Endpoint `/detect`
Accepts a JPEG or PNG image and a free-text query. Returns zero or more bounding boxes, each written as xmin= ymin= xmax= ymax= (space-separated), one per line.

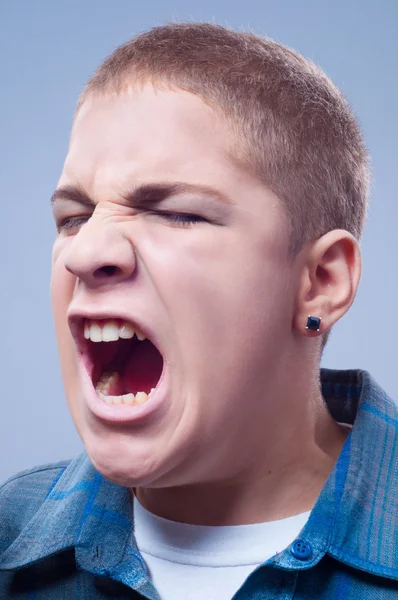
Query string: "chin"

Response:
xmin=83 ymin=432 xmax=173 ymax=488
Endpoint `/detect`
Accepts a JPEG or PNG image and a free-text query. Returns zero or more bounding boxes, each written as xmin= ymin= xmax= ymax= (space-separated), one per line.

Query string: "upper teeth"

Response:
xmin=84 ymin=319 xmax=147 ymax=343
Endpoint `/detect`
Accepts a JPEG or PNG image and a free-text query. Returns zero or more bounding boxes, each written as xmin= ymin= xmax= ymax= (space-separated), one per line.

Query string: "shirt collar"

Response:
xmin=0 ymin=452 xmax=128 ymax=565
xmin=273 ymin=369 xmax=398 ymax=579
xmin=1 ymin=369 xmax=398 ymax=582
xmin=0 ymin=452 xmax=157 ymax=597
xmin=326 ymin=368 xmax=398 ymax=578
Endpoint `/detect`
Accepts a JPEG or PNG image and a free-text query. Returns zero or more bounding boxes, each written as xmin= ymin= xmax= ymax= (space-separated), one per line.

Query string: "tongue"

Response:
xmin=121 ymin=340 xmax=163 ymax=395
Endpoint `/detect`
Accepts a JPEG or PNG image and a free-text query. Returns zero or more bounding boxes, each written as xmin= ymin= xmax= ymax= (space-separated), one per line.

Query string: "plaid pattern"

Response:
xmin=1 ymin=369 xmax=398 ymax=599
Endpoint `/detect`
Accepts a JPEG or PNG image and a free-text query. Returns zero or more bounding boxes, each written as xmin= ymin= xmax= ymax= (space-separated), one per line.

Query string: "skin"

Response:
xmin=51 ymin=85 xmax=361 ymax=525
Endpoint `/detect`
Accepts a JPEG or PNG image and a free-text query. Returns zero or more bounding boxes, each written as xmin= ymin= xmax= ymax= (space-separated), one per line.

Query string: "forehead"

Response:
xmin=58 ymin=86 xmax=289 ymax=244
xmin=61 ymin=87 xmax=236 ymax=195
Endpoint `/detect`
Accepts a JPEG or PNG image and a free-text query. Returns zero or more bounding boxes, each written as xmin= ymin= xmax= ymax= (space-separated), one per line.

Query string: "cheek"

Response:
xmin=50 ymin=254 xmax=75 ymax=334
xmin=149 ymin=232 xmax=290 ymax=381
xmin=153 ymin=231 xmax=285 ymax=316
xmin=50 ymin=253 xmax=79 ymax=412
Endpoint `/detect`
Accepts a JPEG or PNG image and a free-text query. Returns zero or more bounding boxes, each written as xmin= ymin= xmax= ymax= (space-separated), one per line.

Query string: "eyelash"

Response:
xmin=57 ymin=216 xmax=89 ymax=233
xmin=57 ymin=211 xmax=206 ymax=233
xmin=157 ymin=211 xmax=206 ymax=227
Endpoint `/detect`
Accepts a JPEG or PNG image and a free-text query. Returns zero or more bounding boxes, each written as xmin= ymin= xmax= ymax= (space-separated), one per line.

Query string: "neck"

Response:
xmin=136 ymin=367 xmax=350 ymax=526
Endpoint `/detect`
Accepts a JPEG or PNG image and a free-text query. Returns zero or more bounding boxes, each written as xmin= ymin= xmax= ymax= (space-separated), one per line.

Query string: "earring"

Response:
xmin=306 ymin=315 xmax=322 ymax=332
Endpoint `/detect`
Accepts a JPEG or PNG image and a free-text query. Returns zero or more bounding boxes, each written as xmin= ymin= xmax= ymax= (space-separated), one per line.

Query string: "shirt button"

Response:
xmin=291 ymin=539 xmax=312 ymax=560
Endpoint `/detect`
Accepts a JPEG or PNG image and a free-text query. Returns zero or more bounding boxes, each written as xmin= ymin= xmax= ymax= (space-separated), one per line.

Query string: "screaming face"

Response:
xmin=51 ymin=86 xmax=294 ymax=489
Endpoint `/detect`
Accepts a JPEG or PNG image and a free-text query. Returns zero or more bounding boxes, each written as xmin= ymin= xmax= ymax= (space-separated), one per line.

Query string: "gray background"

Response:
xmin=1 ymin=0 xmax=397 ymax=484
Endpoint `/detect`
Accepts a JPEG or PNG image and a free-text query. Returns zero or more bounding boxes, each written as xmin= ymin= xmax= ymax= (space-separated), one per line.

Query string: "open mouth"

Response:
xmin=80 ymin=319 xmax=164 ymax=406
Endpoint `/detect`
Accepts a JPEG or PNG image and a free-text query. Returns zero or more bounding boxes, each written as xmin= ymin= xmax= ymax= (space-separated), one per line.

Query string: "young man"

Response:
xmin=1 ymin=22 xmax=396 ymax=599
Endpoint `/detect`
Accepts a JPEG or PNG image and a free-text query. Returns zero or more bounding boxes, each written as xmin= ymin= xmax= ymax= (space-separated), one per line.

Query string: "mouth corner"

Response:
xmin=67 ymin=313 xmax=86 ymax=346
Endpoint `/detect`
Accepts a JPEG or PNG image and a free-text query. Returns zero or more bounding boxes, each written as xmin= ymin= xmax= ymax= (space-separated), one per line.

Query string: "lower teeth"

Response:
xmin=95 ymin=372 xmax=155 ymax=405
xmin=98 ymin=391 xmax=153 ymax=405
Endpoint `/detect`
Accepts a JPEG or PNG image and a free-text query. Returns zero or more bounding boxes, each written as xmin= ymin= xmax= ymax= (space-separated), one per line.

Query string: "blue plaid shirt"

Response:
xmin=1 ymin=368 xmax=398 ymax=599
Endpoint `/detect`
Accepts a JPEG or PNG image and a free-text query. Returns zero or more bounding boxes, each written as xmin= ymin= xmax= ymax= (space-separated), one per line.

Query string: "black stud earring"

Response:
xmin=306 ymin=315 xmax=322 ymax=332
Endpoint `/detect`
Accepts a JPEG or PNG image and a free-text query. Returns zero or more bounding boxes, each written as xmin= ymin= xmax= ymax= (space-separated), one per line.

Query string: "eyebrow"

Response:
xmin=50 ymin=182 xmax=235 ymax=208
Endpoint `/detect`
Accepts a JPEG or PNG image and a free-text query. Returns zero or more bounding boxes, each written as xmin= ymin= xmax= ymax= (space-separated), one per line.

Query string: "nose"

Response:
xmin=64 ymin=218 xmax=136 ymax=288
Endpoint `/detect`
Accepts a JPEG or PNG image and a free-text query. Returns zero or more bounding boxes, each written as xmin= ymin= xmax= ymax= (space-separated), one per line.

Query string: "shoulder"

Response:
xmin=0 ymin=460 xmax=72 ymax=552
xmin=0 ymin=459 xmax=72 ymax=499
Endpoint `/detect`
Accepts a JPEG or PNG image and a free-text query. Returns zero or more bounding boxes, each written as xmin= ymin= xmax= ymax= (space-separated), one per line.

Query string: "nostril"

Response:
xmin=94 ymin=265 xmax=120 ymax=278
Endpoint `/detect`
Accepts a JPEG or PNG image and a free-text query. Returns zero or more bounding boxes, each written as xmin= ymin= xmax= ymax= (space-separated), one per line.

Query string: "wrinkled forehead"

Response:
xmin=58 ymin=86 xmax=289 ymax=248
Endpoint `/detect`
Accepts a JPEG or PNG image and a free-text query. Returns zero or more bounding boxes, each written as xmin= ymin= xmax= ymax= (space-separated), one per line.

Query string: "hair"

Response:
xmin=78 ymin=22 xmax=370 ymax=350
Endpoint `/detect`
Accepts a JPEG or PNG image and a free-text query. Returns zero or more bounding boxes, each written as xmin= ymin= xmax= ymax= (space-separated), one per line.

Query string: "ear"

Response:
xmin=292 ymin=230 xmax=361 ymax=337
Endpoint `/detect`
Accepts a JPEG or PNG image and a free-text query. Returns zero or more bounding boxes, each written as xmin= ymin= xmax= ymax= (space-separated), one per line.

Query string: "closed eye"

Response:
xmin=154 ymin=211 xmax=207 ymax=227
xmin=57 ymin=216 xmax=90 ymax=234
xmin=56 ymin=211 xmax=207 ymax=234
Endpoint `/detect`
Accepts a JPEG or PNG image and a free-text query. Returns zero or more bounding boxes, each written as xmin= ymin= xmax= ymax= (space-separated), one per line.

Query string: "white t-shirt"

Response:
xmin=133 ymin=496 xmax=311 ymax=600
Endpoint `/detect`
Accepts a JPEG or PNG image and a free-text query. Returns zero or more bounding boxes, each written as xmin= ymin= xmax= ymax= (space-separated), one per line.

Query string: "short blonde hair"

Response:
xmin=79 ymin=22 xmax=371 ymax=349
